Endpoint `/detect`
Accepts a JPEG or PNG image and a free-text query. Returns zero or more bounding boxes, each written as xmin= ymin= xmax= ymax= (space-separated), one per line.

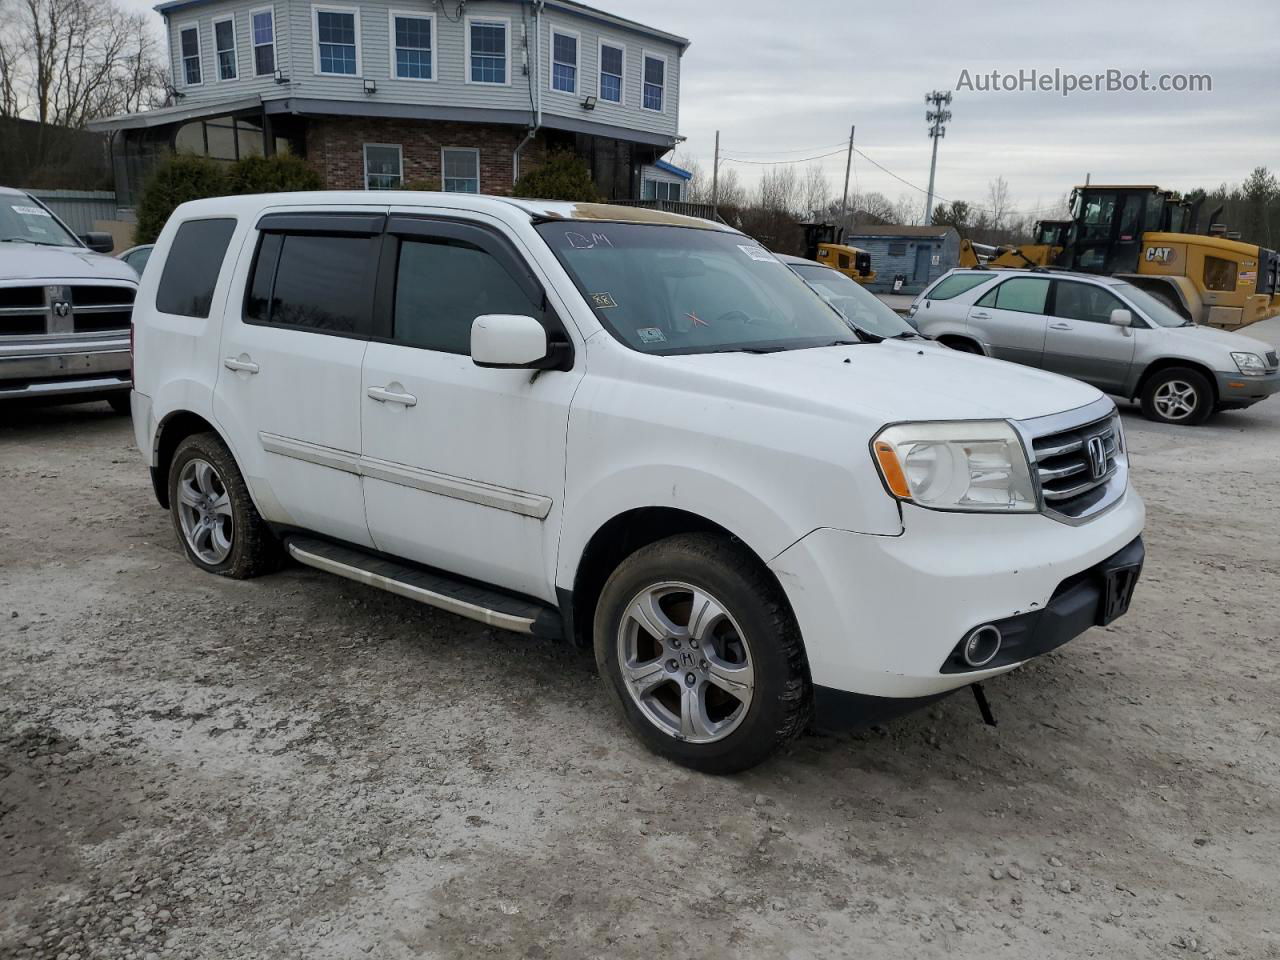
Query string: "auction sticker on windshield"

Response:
xmin=738 ymin=244 xmax=778 ymax=263
xmin=12 ymin=205 xmax=52 ymax=217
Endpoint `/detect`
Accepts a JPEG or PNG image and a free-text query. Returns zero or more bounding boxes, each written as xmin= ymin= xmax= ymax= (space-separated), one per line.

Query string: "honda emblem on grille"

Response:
xmin=53 ymin=300 xmax=71 ymax=317
xmin=1086 ymin=435 xmax=1107 ymax=481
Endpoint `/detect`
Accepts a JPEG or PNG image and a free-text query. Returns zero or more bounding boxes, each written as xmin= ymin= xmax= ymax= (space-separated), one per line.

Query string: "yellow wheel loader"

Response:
xmin=800 ymin=223 xmax=877 ymax=285
xmin=959 ymin=186 xmax=1280 ymax=329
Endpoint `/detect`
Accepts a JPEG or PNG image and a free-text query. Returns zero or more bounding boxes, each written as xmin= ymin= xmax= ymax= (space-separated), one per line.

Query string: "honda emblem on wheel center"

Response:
xmin=680 ymin=651 xmax=695 ymax=667
xmin=1086 ymin=435 xmax=1107 ymax=481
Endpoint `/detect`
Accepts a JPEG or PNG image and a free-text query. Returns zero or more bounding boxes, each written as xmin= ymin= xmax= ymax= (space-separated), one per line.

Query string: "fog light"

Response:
xmin=961 ymin=624 xmax=1002 ymax=668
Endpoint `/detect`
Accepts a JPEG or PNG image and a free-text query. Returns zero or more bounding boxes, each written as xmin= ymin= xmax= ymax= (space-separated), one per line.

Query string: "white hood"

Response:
xmin=0 ymin=244 xmax=138 ymax=284
xmin=666 ymin=339 xmax=1104 ymax=425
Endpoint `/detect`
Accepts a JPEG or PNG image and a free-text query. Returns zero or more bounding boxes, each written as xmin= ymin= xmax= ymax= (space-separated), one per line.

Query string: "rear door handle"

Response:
xmin=970 ymin=311 xmax=990 ymax=319
xmin=367 ymin=385 xmax=417 ymax=407
xmin=1049 ymin=322 xmax=1072 ymax=330
xmin=223 ymin=355 xmax=260 ymax=374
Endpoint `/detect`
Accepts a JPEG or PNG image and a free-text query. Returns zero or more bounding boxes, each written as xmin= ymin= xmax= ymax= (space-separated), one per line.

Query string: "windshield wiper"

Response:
xmin=889 ymin=331 xmax=921 ymax=340
xmin=0 ymin=237 xmax=62 ymax=247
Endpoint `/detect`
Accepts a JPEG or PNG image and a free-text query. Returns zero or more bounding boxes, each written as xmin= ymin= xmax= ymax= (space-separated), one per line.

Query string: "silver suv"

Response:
xmin=909 ymin=268 xmax=1280 ymax=424
xmin=1 ymin=187 xmax=136 ymax=410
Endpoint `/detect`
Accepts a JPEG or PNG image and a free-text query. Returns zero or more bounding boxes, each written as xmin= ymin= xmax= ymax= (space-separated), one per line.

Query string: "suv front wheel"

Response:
xmin=1140 ymin=366 xmax=1213 ymax=425
xmin=593 ymin=533 xmax=811 ymax=773
xmin=168 ymin=432 xmax=281 ymax=578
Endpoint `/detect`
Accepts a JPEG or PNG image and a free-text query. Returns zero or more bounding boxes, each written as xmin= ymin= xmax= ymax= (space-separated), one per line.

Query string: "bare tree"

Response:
xmin=3 ymin=0 xmax=165 ymax=129
xmin=985 ymin=176 xmax=1012 ymax=231
xmin=799 ymin=164 xmax=831 ymax=219
xmin=756 ymin=165 xmax=800 ymax=214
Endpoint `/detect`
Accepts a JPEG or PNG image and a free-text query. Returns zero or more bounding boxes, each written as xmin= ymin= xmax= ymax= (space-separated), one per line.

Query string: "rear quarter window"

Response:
xmin=926 ymin=273 xmax=993 ymax=301
xmin=155 ymin=218 xmax=238 ymax=318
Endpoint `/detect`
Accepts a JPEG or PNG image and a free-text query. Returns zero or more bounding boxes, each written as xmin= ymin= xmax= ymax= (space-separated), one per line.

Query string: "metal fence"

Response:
xmin=24 ymin=189 xmax=119 ymax=234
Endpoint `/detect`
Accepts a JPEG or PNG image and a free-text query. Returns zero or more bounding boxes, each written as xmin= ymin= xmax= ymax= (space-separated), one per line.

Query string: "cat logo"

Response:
xmin=1145 ymin=246 xmax=1175 ymax=264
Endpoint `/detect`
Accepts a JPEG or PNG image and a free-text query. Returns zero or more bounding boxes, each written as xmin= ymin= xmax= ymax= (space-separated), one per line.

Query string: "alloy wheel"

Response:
xmin=176 ymin=458 xmax=234 ymax=564
xmin=616 ymin=581 xmax=755 ymax=744
xmin=1153 ymin=379 xmax=1198 ymax=421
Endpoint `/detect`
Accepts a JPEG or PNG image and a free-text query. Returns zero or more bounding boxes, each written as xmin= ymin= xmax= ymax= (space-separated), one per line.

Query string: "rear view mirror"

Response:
xmin=472 ymin=314 xmax=571 ymax=370
xmin=1109 ymin=308 xmax=1133 ymax=328
xmin=80 ymin=231 xmax=114 ymax=254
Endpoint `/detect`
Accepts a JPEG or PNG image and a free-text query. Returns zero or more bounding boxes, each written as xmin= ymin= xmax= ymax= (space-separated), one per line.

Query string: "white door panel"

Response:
xmin=361 ymin=345 xmax=579 ymax=601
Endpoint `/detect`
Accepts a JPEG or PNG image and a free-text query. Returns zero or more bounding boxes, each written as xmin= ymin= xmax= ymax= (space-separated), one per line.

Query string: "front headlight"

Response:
xmin=1231 ymin=352 xmax=1265 ymax=375
xmin=872 ymin=420 xmax=1037 ymax=513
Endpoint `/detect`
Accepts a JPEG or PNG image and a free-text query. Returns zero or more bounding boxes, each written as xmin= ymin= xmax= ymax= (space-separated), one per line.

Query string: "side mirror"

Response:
xmin=472 ymin=314 xmax=570 ymax=370
xmin=80 ymin=232 xmax=115 ymax=254
xmin=1109 ymin=308 xmax=1133 ymax=328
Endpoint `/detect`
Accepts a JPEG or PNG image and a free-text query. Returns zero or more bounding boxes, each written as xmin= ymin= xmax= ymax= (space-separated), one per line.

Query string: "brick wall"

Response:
xmin=304 ymin=117 xmax=548 ymax=193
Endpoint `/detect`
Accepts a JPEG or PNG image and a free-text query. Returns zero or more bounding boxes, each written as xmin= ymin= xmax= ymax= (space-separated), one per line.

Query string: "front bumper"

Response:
xmin=768 ymin=487 xmax=1146 ymax=713
xmin=1213 ymin=369 xmax=1280 ymax=408
xmin=0 ymin=340 xmax=130 ymax=399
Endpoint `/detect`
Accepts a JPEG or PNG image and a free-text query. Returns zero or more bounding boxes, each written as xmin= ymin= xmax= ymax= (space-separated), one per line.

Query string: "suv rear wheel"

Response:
xmin=1140 ymin=367 xmax=1213 ymax=425
xmin=168 ymin=432 xmax=281 ymax=578
xmin=593 ymin=533 xmax=811 ymax=773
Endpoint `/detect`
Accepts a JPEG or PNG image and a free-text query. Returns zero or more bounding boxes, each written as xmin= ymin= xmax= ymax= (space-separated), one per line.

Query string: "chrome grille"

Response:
xmin=1029 ymin=412 xmax=1122 ymax=522
xmin=0 ymin=283 xmax=135 ymax=337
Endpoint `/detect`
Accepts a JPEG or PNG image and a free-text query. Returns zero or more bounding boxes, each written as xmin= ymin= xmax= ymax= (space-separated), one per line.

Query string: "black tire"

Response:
xmin=941 ymin=337 xmax=983 ymax=355
xmin=1139 ymin=366 xmax=1214 ymax=425
xmin=107 ymin=393 xmax=131 ymax=415
xmin=168 ymin=432 xmax=282 ymax=578
xmin=593 ymin=533 xmax=811 ymax=774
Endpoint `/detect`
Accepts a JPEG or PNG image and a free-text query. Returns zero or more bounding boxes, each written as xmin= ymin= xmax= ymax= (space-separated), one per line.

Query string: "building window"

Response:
xmin=642 ymin=52 xmax=665 ymax=111
xmin=213 ymin=16 xmax=237 ymax=81
xmin=364 ymin=144 xmax=402 ymax=190
xmin=598 ymin=41 xmax=623 ymax=103
xmin=467 ymin=18 xmax=507 ymax=85
xmin=888 ymin=241 xmax=907 ymax=257
xmin=314 ymin=7 xmax=360 ymax=76
xmin=442 ymin=148 xmax=480 ymax=193
xmin=551 ymin=27 xmax=578 ymax=94
xmin=251 ymin=8 xmax=275 ymax=76
xmin=179 ymin=25 xmax=202 ymax=86
xmin=390 ymin=11 xmax=433 ymax=80
xmin=642 ymin=180 xmax=682 ymax=202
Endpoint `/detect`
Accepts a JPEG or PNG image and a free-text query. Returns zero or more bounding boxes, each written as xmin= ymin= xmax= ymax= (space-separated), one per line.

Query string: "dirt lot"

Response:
xmin=3 ymin=324 xmax=1279 ymax=959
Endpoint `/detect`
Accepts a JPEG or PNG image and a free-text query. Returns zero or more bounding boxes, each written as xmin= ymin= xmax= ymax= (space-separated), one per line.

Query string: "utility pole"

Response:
xmin=840 ymin=124 xmax=854 ymax=222
xmin=923 ymin=90 xmax=952 ymax=226
xmin=711 ymin=130 xmax=720 ymax=217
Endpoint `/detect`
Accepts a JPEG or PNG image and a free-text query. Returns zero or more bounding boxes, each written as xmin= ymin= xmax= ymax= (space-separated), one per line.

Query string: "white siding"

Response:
xmin=168 ymin=0 xmax=291 ymax=102
xmin=161 ymin=0 xmax=682 ymax=140
xmin=537 ymin=12 xmax=679 ymax=138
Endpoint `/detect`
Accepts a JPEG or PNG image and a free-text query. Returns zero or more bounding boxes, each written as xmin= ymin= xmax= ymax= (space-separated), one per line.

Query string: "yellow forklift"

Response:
xmin=960 ymin=185 xmax=1279 ymax=329
xmin=800 ymin=223 xmax=877 ymax=285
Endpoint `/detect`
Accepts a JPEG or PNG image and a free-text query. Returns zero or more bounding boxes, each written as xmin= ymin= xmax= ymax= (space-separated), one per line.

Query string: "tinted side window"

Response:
xmin=393 ymin=238 xmax=541 ymax=354
xmin=249 ymin=233 xmax=375 ymax=334
xmin=929 ymin=273 xmax=992 ymax=300
xmin=1053 ymin=281 xmax=1124 ymax=324
xmin=156 ymin=218 xmax=237 ymax=318
xmin=986 ymin=277 xmax=1049 ymax=313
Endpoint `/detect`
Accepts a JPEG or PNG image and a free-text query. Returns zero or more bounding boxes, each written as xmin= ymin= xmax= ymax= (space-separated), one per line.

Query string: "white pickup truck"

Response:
xmin=0 ymin=186 xmax=136 ymax=409
xmin=129 ymin=193 xmax=1147 ymax=772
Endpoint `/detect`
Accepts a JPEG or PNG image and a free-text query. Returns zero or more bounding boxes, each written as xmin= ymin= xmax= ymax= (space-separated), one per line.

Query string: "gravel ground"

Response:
xmin=3 ymin=322 xmax=1279 ymax=959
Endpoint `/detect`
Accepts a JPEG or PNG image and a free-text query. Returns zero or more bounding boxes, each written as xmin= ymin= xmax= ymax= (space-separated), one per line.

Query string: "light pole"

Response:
xmin=923 ymin=90 xmax=952 ymax=226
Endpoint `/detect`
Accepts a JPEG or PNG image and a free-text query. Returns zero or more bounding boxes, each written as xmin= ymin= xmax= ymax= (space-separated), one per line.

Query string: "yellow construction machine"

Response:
xmin=801 ymin=222 xmax=877 ymax=285
xmin=957 ymin=185 xmax=1280 ymax=329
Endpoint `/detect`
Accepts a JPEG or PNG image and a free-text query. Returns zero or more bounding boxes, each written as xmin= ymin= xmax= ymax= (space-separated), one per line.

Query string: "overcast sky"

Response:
xmin=123 ymin=0 xmax=1277 ymax=217
xmin=620 ymin=0 xmax=1279 ymax=218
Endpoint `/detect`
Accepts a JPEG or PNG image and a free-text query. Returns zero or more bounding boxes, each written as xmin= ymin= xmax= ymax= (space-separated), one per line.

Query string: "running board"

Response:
xmin=284 ymin=536 xmax=562 ymax=639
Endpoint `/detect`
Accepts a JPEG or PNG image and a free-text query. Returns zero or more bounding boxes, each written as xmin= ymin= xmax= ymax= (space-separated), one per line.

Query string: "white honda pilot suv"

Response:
xmin=131 ymin=193 xmax=1146 ymax=772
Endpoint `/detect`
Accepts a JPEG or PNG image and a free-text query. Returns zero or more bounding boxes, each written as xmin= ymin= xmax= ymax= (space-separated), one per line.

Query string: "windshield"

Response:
xmin=536 ymin=221 xmax=862 ymax=354
xmin=0 ymin=196 xmax=80 ymax=247
xmin=788 ymin=262 xmax=918 ymax=338
xmin=1111 ymin=281 xmax=1190 ymax=327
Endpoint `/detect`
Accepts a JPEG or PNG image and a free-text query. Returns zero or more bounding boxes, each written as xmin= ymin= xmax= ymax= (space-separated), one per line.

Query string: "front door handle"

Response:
xmin=1049 ymin=322 xmax=1072 ymax=330
xmin=367 ymin=385 xmax=418 ymax=407
xmin=224 ymin=355 xmax=260 ymax=374
xmin=970 ymin=311 xmax=990 ymax=319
